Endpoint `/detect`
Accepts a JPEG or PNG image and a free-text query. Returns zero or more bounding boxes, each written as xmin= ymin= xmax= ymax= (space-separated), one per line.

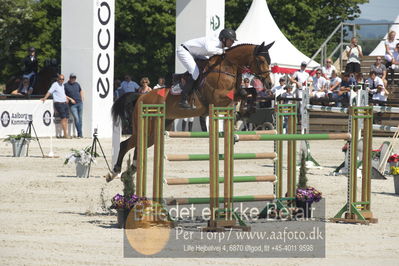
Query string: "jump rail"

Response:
xmin=166 ymin=130 xmax=276 ymax=138
xmin=166 ymin=152 xmax=277 ymax=161
xmin=166 ymin=175 xmax=276 ymax=185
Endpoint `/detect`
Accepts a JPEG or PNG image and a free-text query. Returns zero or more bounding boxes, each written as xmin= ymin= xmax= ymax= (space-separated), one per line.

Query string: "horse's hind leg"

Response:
xmin=105 ymin=135 xmax=135 ymax=182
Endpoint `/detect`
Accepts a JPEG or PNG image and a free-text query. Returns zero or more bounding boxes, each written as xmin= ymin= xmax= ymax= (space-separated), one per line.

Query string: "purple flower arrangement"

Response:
xmin=111 ymin=193 xmax=147 ymax=210
xmin=296 ymin=187 xmax=322 ymax=204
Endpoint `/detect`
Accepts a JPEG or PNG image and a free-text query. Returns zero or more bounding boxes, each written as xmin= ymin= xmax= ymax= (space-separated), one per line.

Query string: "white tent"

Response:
xmin=369 ymin=15 xmax=399 ymax=56
xmin=235 ymin=0 xmax=319 ymax=74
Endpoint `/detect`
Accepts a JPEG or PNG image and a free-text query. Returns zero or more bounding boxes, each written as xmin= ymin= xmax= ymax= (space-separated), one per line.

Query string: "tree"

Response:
xmin=0 ymin=0 xmax=35 ymax=81
xmin=0 ymin=0 xmax=61 ymax=83
xmin=114 ymin=0 xmax=175 ymax=84
xmin=0 ymin=0 xmax=369 ymax=86
xmin=225 ymin=0 xmax=368 ymax=56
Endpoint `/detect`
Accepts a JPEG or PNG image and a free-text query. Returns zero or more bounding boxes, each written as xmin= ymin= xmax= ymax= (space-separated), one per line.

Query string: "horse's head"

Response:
xmin=250 ymin=41 xmax=274 ymax=89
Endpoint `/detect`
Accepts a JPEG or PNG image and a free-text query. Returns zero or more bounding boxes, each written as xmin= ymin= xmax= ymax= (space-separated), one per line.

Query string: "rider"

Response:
xmin=23 ymin=47 xmax=38 ymax=87
xmin=176 ymin=28 xmax=237 ymax=109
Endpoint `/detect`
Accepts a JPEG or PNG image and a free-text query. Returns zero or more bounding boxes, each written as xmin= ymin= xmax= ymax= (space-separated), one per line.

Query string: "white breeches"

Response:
xmin=176 ymin=45 xmax=200 ymax=80
xmin=385 ymin=54 xmax=394 ymax=62
xmin=183 ymin=117 xmax=194 ymax=122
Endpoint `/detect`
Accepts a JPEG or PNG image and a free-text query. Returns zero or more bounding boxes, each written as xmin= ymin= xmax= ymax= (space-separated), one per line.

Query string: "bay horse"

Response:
xmin=106 ymin=42 xmax=275 ymax=181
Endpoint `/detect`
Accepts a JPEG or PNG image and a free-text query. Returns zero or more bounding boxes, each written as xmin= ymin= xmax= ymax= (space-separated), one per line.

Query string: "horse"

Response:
xmin=4 ymin=59 xmax=59 ymax=95
xmin=106 ymin=41 xmax=275 ymax=181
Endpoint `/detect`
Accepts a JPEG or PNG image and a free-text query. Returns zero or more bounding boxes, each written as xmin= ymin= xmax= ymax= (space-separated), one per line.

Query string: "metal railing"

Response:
xmin=308 ymin=22 xmax=399 ymax=72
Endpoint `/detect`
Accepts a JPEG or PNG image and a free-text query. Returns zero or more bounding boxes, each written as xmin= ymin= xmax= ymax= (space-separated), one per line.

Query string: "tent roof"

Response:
xmin=369 ymin=15 xmax=399 ymax=56
xmin=235 ymin=0 xmax=319 ymax=74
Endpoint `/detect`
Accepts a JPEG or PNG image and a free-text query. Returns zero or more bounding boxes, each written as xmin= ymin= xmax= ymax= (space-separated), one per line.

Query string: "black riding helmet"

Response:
xmin=219 ymin=29 xmax=237 ymax=42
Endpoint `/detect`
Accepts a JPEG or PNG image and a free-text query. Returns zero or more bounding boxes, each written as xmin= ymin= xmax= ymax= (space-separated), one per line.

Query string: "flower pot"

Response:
xmin=11 ymin=139 xmax=30 ymax=157
xmin=295 ymin=199 xmax=313 ymax=218
xmin=75 ymin=162 xmax=89 ymax=178
xmin=117 ymin=208 xmax=130 ymax=228
xmin=394 ymin=175 xmax=399 ymax=194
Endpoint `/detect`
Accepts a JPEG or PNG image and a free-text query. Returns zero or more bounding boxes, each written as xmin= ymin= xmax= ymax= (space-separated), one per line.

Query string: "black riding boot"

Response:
xmin=181 ymin=120 xmax=187 ymax=131
xmin=188 ymin=121 xmax=193 ymax=132
xmin=179 ymin=75 xmax=196 ymax=109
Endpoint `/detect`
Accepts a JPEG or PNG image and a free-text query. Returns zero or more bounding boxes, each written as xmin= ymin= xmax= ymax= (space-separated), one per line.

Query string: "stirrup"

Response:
xmin=179 ymin=100 xmax=195 ymax=109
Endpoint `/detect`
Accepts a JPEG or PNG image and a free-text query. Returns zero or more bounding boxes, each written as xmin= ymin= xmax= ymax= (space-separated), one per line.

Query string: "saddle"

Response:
xmin=171 ymin=59 xmax=209 ymax=95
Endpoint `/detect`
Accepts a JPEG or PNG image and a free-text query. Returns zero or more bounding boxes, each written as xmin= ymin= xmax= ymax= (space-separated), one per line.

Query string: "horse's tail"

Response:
xmin=111 ymin=92 xmax=140 ymax=124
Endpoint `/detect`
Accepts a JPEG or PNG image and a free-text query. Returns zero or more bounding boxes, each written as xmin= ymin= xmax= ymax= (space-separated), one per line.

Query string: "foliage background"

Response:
xmin=0 ymin=0 xmax=368 ymax=89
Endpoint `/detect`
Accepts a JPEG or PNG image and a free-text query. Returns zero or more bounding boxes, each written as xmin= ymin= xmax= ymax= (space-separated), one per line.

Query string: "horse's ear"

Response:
xmin=264 ymin=41 xmax=275 ymax=51
xmin=255 ymin=42 xmax=265 ymax=54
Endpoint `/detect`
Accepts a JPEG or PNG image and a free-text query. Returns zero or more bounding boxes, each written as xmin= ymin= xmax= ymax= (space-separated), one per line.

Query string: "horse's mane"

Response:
xmin=208 ymin=43 xmax=257 ymax=61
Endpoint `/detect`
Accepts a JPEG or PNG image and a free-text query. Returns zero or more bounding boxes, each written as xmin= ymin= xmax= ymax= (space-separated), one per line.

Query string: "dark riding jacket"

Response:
xmin=23 ymin=56 xmax=38 ymax=74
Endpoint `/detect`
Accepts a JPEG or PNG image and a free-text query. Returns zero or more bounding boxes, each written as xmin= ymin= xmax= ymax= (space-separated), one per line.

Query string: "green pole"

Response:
xmin=167 ymin=152 xmax=276 ymax=161
xmin=237 ymin=133 xmax=351 ymax=141
xmin=167 ymin=175 xmax=276 ymax=185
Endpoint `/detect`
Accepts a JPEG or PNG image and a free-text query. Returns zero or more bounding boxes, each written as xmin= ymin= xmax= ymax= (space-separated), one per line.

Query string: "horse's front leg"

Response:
xmin=105 ymin=136 xmax=135 ymax=182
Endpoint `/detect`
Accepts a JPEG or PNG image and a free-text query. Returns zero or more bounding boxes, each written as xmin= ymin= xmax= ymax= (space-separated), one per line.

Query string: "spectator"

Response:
xmin=354 ymin=72 xmax=364 ymax=87
xmin=322 ymin=58 xmax=337 ymax=87
xmin=345 ymin=37 xmax=363 ymax=75
xmin=384 ymin=30 xmax=397 ymax=68
xmin=339 ymin=73 xmax=355 ymax=99
xmin=121 ymin=75 xmax=140 ymax=93
xmin=114 ymin=79 xmax=121 ymax=101
xmin=389 ymin=42 xmax=399 ymax=85
xmin=370 ymin=57 xmax=387 ymax=88
xmin=64 ymin=73 xmax=84 ymax=138
xmin=290 ymin=61 xmax=309 ymax=98
xmin=280 ymin=85 xmax=295 ymax=104
xmin=327 ymin=71 xmax=342 ymax=104
xmin=11 ymin=77 xmax=33 ymax=96
xmin=242 ymin=78 xmax=257 ymax=107
xmin=252 ymin=77 xmax=264 ymax=92
xmin=40 ymin=74 xmax=71 ymax=139
xmin=271 ymin=77 xmax=286 ymax=98
xmin=311 ymin=69 xmax=328 ymax=98
xmin=23 ymin=47 xmax=38 ymax=87
xmin=367 ymin=71 xmax=388 ymax=104
xmin=153 ymin=77 xmax=166 ymax=89
xmin=139 ymin=77 xmax=152 ymax=94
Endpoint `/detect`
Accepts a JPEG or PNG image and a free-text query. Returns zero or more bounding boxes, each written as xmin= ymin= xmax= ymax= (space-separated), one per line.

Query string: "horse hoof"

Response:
xmin=105 ymin=172 xmax=119 ymax=183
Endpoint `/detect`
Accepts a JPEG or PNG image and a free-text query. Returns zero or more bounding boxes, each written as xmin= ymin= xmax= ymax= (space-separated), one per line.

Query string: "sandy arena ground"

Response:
xmin=0 ymin=135 xmax=399 ymax=265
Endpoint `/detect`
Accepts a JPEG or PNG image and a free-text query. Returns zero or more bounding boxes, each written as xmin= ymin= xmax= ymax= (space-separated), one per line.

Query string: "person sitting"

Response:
xmin=153 ymin=77 xmax=166 ymax=89
xmin=339 ymin=72 xmax=356 ymax=95
xmin=367 ymin=71 xmax=388 ymax=104
xmin=354 ymin=72 xmax=365 ymax=89
xmin=280 ymin=85 xmax=295 ymax=104
xmin=176 ymin=28 xmax=237 ymax=109
xmin=271 ymin=77 xmax=286 ymax=98
xmin=390 ymin=42 xmax=399 ymax=85
xmin=138 ymin=77 xmax=152 ymax=94
xmin=370 ymin=57 xmax=387 ymax=88
xmin=242 ymin=78 xmax=257 ymax=108
xmin=327 ymin=71 xmax=342 ymax=105
xmin=310 ymin=69 xmax=328 ymax=99
xmin=289 ymin=61 xmax=309 ymax=98
xmin=322 ymin=58 xmax=337 ymax=87
xmin=22 ymin=47 xmax=38 ymax=87
xmin=11 ymin=77 xmax=33 ymax=96
xmin=121 ymin=75 xmax=140 ymax=93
